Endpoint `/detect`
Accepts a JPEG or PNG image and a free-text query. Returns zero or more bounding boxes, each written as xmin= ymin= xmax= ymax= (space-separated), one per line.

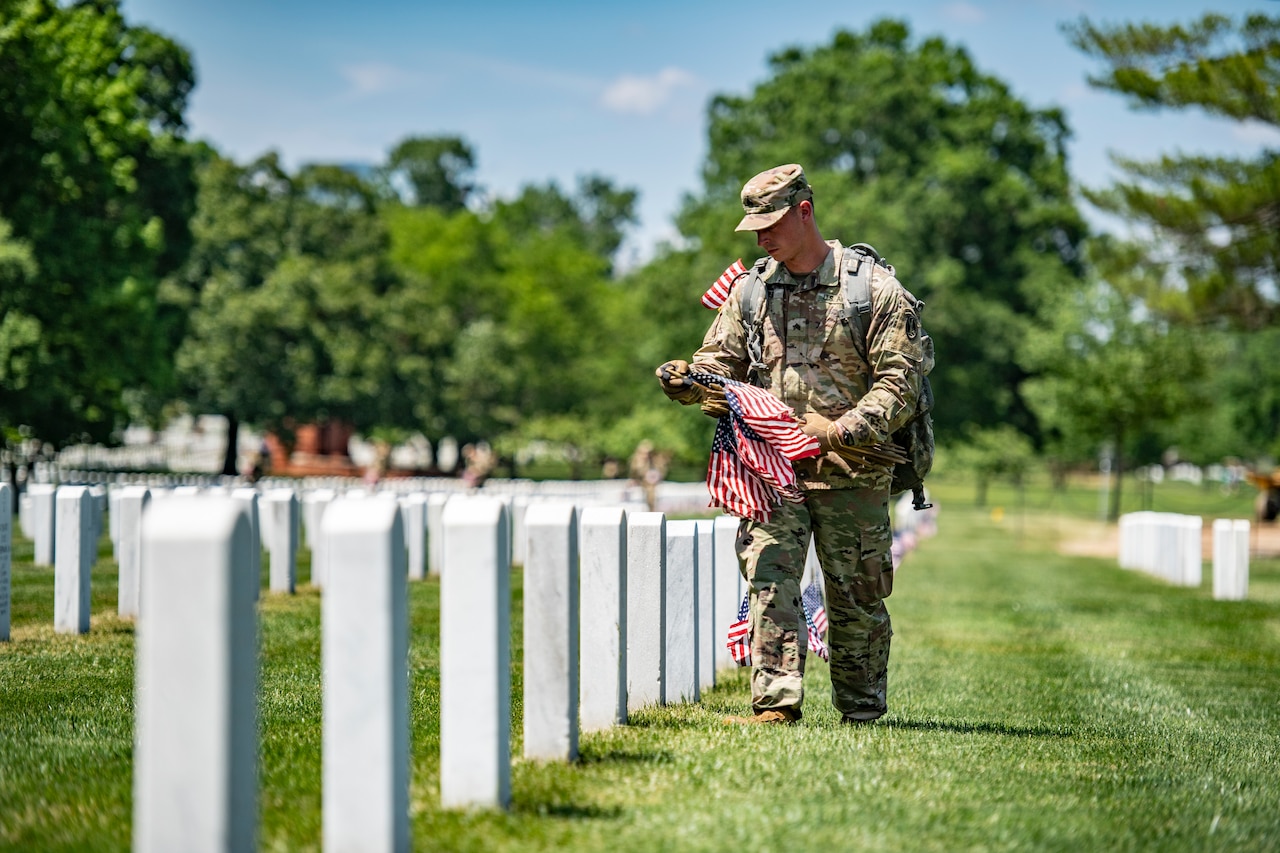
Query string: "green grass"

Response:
xmin=2 ymin=480 xmax=1279 ymax=851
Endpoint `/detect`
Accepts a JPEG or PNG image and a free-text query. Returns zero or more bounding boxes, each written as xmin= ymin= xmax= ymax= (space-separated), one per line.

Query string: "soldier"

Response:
xmin=655 ymin=164 xmax=928 ymax=725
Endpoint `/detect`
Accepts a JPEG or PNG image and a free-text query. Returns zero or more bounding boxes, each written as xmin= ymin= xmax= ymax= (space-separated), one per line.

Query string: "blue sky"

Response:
xmin=121 ymin=0 xmax=1280 ymax=266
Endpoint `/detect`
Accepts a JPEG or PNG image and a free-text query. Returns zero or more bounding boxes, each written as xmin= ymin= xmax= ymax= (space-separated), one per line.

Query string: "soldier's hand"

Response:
xmin=700 ymin=385 xmax=729 ymax=419
xmin=801 ymin=412 xmax=850 ymax=453
xmin=656 ymin=359 xmax=698 ymax=402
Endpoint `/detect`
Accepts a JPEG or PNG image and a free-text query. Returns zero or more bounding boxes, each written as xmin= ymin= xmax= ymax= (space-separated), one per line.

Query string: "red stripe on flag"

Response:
xmin=701 ymin=259 xmax=748 ymax=309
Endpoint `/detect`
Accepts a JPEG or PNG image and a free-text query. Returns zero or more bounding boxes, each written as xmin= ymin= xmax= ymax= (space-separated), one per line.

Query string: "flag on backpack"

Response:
xmin=725 ymin=582 xmax=829 ymax=666
xmin=692 ymin=372 xmax=820 ymax=523
xmin=701 ymin=259 xmax=748 ymax=309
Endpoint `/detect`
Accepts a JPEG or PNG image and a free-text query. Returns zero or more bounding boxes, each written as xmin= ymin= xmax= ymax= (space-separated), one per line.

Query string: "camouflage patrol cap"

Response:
xmin=734 ymin=164 xmax=813 ymax=232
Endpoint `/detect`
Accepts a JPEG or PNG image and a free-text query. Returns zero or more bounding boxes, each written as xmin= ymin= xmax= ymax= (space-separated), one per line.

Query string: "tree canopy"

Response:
xmin=0 ymin=0 xmax=198 ymax=445
xmin=1066 ymin=12 xmax=1280 ymax=331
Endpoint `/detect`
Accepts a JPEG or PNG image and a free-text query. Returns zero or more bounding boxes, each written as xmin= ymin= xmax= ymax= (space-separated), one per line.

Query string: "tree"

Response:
xmin=0 ymin=0 xmax=198 ymax=444
xmin=381 ymin=171 xmax=639 ymax=457
xmin=168 ymin=152 xmax=399 ymax=474
xmin=382 ymin=135 xmax=477 ymax=211
xmin=1066 ymin=12 xmax=1280 ymax=331
xmin=1020 ymin=239 xmax=1211 ymax=520
xmin=633 ymin=19 xmax=1087 ymax=444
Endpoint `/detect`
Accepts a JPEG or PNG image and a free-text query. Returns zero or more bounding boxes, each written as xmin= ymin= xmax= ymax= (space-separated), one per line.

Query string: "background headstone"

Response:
xmin=398 ymin=493 xmax=427 ymax=582
xmin=712 ymin=515 xmax=741 ymax=672
xmin=523 ymin=502 xmax=579 ymax=761
xmin=230 ymin=489 xmax=261 ymax=597
xmin=663 ymin=519 xmax=698 ymax=705
xmin=426 ymin=493 xmax=449 ymax=577
xmin=695 ymin=519 xmax=715 ymax=691
xmin=54 ymin=486 xmax=94 ymax=635
xmin=626 ymin=512 xmax=665 ymax=712
xmin=116 ymin=487 xmax=151 ymax=619
xmin=30 ymin=484 xmax=56 ymax=566
xmin=263 ymin=489 xmax=298 ymax=594
xmin=579 ymin=507 xmax=627 ymax=731
xmin=440 ymin=497 xmax=511 ymax=810
xmin=322 ymin=498 xmax=409 ymax=852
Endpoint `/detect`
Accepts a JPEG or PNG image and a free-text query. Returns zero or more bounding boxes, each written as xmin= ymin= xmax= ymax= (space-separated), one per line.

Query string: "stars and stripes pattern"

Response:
xmin=726 ymin=591 xmax=751 ymax=665
xmin=802 ymin=581 xmax=829 ymax=661
xmin=701 ymin=259 xmax=748 ymax=309
xmin=691 ymin=372 xmax=820 ymax=523
xmin=725 ymin=583 xmax=829 ymax=667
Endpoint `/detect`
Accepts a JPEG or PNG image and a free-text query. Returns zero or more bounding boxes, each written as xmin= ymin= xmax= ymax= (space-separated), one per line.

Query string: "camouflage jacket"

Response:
xmin=690 ymin=240 xmax=927 ymax=490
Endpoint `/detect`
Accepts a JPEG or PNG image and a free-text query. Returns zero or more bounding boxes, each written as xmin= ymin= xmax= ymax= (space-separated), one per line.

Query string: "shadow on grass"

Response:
xmin=576 ymin=746 xmax=674 ymax=766
xmin=883 ymin=717 xmax=1074 ymax=739
xmin=512 ymin=801 xmax=625 ymax=820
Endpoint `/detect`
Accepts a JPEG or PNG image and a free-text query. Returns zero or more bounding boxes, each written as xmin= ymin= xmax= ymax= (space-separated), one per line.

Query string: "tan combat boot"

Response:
xmin=723 ymin=707 xmax=801 ymax=725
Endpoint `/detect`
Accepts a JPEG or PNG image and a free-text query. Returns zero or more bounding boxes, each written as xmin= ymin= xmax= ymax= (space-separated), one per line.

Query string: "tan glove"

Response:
xmin=800 ymin=412 xmax=849 ymax=454
xmin=655 ymin=359 xmax=699 ymax=403
xmin=700 ymin=384 xmax=729 ymax=418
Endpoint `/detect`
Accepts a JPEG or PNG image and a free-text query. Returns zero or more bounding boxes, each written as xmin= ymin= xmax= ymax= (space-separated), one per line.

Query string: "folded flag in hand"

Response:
xmin=691 ymin=372 xmax=820 ymax=523
xmin=701 ymin=259 xmax=748 ymax=309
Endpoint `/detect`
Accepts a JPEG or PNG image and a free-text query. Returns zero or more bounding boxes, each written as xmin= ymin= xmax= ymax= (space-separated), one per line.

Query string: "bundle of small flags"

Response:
xmin=701 ymin=259 xmax=748 ymax=309
xmin=690 ymin=372 xmax=820 ymax=523
xmin=725 ymin=581 xmax=828 ymax=666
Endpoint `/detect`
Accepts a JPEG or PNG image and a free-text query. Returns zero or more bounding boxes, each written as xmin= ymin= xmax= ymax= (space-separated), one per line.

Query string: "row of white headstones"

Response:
xmin=1 ymin=481 xmax=748 ymax=853
xmin=1117 ymin=510 xmax=1250 ymax=599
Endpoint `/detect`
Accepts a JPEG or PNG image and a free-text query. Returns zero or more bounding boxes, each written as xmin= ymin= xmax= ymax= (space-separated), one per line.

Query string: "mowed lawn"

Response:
xmin=2 ymin=480 xmax=1279 ymax=852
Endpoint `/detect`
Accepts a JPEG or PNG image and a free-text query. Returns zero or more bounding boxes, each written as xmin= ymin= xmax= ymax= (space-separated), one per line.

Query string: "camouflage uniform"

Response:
xmin=691 ymin=239 xmax=926 ymax=721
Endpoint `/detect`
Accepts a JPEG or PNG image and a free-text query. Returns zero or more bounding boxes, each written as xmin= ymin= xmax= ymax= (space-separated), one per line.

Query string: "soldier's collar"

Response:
xmin=769 ymin=240 xmax=841 ymax=291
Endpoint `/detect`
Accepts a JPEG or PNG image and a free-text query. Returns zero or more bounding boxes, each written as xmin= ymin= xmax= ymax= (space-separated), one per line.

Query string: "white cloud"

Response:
xmin=600 ymin=67 xmax=697 ymax=116
xmin=339 ymin=62 xmax=418 ymax=97
xmin=1232 ymin=119 xmax=1280 ymax=147
xmin=940 ymin=2 xmax=985 ymax=24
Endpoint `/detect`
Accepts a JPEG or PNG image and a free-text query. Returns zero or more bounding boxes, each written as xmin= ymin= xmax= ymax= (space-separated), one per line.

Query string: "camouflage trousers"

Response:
xmin=736 ymin=486 xmax=894 ymax=721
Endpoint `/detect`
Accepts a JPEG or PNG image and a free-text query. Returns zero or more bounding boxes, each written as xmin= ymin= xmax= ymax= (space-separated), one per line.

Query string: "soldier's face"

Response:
xmin=755 ymin=203 xmax=806 ymax=265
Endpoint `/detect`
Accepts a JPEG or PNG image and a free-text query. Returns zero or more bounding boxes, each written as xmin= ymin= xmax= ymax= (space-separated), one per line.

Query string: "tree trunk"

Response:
xmin=1108 ymin=432 xmax=1125 ymax=522
xmin=222 ymin=415 xmax=240 ymax=477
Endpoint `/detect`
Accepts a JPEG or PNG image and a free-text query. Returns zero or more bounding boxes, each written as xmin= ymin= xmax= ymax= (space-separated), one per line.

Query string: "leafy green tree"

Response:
xmin=1020 ymin=240 xmax=1211 ymax=520
xmin=168 ymin=153 xmax=398 ymax=473
xmin=1066 ymin=12 xmax=1280 ymax=331
xmin=631 ymin=19 xmax=1087 ymax=445
xmin=382 ymin=172 xmax=638 ymax=460
xmin=950 ymin=425 xmax=1037 ymax=507
xmin=0 ymin=0 xmax=197 ymax=444
xmin=382 ymin=135 xmax=477 ymax=211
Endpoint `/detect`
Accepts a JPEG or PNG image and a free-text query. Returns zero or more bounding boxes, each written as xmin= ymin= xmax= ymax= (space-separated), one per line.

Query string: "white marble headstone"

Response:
xmin=579 ymin=506 xmax=627 ymax=731
xmin=440 ymin=497 xmax=511 ymax=810
xmin=625 ymin=512 xmax=665 ymax=712
xmin=134 ymin=498 xmax=257 ymax=853
xmin=322 ymin=497 xmax=409 ymax=851
xmin=523 ymin=502 xmax=579 ymax=761
xmin=54 ymin=486 xmax=94 ymax=635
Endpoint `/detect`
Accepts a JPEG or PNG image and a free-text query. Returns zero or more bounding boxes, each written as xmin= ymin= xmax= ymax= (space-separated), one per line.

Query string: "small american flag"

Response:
xmin=726 ymin=591 xmax=751 ymax=665
xmin=802 ymin=581 xmax=829 ymax=661
xmin=691 ymin=372 xmax=820 ymax=523
xmin=701 ymin=259 xmax=748 ymax=309
xmin=725 ymin=585 xmax=829 ymax=667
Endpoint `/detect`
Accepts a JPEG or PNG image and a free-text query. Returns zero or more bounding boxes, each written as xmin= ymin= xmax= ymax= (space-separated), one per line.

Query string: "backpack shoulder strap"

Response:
xmin=839 ymin=244 xmax=877 ymax=343
xmin=738 ymin=256 xmax=774 ymax=384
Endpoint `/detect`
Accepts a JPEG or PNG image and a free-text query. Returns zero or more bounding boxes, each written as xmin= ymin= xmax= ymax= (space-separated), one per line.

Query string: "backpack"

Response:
xmin=738 ymin=243 xmax=935 ymax=510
